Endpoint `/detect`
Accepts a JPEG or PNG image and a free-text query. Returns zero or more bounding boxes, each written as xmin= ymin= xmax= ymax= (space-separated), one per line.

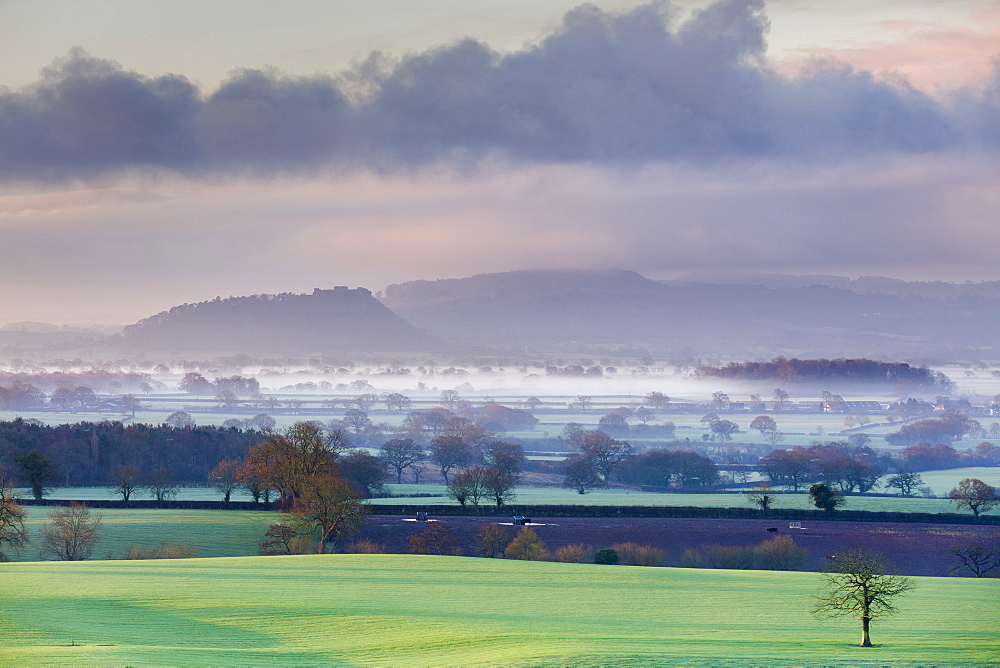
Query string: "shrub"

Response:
xmin=555 ymin=544 xmax=590 ymax=563
xmin=123 ymin=541 xmax=199 ymax=560
xmin=475 ymin=524 xmax=512 ymax=558
xmin=752 ymin=535 xmax=807 ymax=570
xmin=679 ymin=547 xmax=706 ymax=568
xmin=407 ymin=522 xmax=461 ymax=555
xmin=593 ymin=548 xmax=619 ymax=565
xmin=505 ymin=527 xmax=550 ymax=561
xmin=610 ymin=542 xmax=667 ymax=567
xmin=680 ymin=536 xmax=807 ymax=571
xmin=345 ymin=539 xmax=385 ymax=554
xmin=259 ymin=523 xmax=310 ymax=556
xmin=703 ymin=544 xmax=754 ymax=569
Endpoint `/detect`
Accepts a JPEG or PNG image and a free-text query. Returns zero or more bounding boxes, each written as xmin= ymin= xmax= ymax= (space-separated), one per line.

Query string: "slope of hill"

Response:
xmin=119 ymin=287 xmax=441 ymax=354
xmin=381 ymin=269 xmax=1000 ymax=359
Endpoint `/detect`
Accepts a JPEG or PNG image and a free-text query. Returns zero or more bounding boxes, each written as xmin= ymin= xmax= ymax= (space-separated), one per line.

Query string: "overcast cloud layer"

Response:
xmin=1 ymin=0 xmax=999 ymax=325
xmin=2 ymin=0 xmax=998 ymax=183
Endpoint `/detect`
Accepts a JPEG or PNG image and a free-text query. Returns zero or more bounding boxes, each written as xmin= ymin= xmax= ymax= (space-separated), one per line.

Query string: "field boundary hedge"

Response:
xmin=16 ymin=498 xmax=999 ymax=524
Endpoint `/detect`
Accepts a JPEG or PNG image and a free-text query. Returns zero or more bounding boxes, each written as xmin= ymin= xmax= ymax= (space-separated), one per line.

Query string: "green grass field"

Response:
xmin=0 ymin=555 xmax=996 ymax=665
xmin=8 ymin=508 xmax=278 ymax=561
xmin=377 ymin=484 xmax=994 ymax=514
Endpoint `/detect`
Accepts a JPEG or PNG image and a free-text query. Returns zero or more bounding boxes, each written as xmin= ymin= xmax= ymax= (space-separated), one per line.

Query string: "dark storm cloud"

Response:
xmin=0 ymin=0 xmax=996 ymax=182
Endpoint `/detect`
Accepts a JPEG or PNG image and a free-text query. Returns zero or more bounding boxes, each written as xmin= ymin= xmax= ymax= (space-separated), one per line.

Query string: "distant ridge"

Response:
xmin=119 ymin=287 xmax=441 ymax=354
xmin=381 ymin=269 xmax=1000 ymax=359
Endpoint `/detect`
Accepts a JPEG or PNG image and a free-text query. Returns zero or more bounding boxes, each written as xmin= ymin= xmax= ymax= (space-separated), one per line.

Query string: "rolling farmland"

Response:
xmin=1 ymin=555 xmax=996 ymax=666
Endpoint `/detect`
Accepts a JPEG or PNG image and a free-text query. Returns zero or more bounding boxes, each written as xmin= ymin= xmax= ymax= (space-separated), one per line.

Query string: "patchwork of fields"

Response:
xmin=1 ymin=555 xmax=996 ymax=666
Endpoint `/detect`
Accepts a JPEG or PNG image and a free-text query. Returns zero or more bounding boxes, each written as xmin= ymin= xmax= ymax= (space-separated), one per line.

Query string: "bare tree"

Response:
xmin=744 ymin=482 xmax=778 ymax=511
xmin=948 ymin=478 xmax=1000 ymax=516
xmin=815 ymin=549 xmax=915 ymax=647
xmin=108 ymin=464 xmax=141 ymax=503
xmin=145 ymin=466 xmax=179 ymax=503
xmin=40 ymin=503 xmax=102 ymax=561
xmin=0 ymin=466 xmax=28 ymax=561
xmin=209 ymin=459 xmax=242 ymax=502
xmin=379 ymin=438 xmax=425 ymax=484
xmin=949 ymin=544 xmax=1000 ymax=578
xmin=885 ymin=471 xmax=923 ymax=497
xmin=446 ymin=466 xmax=487 ymax=508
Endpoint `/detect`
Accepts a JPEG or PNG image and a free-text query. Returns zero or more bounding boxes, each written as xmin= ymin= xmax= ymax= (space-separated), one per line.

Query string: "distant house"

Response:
xmin=843 ymin=401 xmax=884 ymax=413
xmin=933 ymin=398 xmax=972 ymax=413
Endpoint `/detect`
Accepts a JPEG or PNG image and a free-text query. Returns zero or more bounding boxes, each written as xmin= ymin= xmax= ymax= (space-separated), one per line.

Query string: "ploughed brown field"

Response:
xmin=358 ymin=515 xmax=998 ymax=576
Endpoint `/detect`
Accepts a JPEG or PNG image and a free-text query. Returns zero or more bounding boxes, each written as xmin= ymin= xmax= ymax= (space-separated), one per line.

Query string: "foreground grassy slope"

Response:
xmin=0 ymin=555 xmax=996 ymax=666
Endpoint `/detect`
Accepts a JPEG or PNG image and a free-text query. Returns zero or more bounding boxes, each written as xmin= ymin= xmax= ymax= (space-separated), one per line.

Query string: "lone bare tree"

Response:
xmin=40 ymin=503 xmax=103 ymax=561
xmin=744 ymin=482 xmax=778 ymax=511
xmin=815 ymin=549 xmax=915 ymax=647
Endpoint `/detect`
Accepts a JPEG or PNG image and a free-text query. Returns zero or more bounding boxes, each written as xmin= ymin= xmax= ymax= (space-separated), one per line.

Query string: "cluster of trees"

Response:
xmin=443 ymin=441 xmax=525 ymax=509
xmin=895 ymin=440 xmax=1000 ymax=471
xmin=0 ymin=370 xmax=156 ymax=403
xmin=561 ymin=426 xmax=717 ymax=493
xmin=885 ymin=411 xmax=981 ymax=446
xmin=758 ymin=441 xmax=886 ymax=493
xmin=696 ymin=357 xmax=954 ymax=392
xmin=242 ymin=423 xmax=368 ymax=553
xmin=179 ymin=372 xmax=260 ymax=396
xmin=0 ymin=418 xmax=260 ymax=488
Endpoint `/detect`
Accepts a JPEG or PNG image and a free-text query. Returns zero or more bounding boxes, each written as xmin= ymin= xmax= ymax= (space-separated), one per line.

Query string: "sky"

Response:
xmin=1 ymin=0 xmax=999 ymax=325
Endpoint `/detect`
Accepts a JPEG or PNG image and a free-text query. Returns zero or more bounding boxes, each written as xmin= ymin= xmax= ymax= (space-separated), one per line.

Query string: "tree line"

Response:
xmin=695 ymin=357 xmax=955 ymax=391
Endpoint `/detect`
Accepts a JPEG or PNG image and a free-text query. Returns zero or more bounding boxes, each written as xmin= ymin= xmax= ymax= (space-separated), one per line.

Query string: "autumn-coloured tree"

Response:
xmin=407 ymin=522 xmax=460 ymax=555
xmin=568 ymin=430 xmax=632 ymax=487
xmin=505 ymin=527 xmax=550 ymax=561
xmin=475 ymin=524 xmax=512 ymax=558
xmin=243 ymin=422 xmax=349 ymax=504
xmin=290 ymin=473 xmax=367 ymax=554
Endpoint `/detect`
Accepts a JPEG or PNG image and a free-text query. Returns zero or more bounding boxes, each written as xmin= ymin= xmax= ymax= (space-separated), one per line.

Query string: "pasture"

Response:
xmin=7 ymin=508 xmax=277 ymax=561
xmin=375 ymin=484 xmax=990 ymax=514
xmin=0 ymin=555 xmax=996 ymax=666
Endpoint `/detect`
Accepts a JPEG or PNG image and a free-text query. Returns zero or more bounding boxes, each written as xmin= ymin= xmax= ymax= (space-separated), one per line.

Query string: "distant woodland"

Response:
xmin=695 ymin=358 xmax=955 ymax=391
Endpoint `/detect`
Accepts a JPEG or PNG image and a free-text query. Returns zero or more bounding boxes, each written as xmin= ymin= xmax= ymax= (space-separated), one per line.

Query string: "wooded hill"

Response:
xmin=117 ymin=288 xmax=441 ymax=354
